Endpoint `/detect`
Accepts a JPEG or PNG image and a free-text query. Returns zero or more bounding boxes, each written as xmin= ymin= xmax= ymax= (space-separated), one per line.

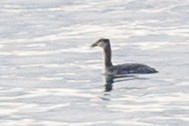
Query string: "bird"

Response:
xmin=91 ymin=38 xmax=158 ymax=76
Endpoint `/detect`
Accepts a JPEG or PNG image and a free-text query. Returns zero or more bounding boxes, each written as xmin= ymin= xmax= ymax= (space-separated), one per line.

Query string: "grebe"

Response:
xmin=91 ymin=38 xmax=158 ymax=75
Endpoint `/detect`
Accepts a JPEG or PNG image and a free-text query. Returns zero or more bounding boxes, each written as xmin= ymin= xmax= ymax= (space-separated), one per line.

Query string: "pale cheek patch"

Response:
xmin=98 ymin=42 xmax=107 ymax=48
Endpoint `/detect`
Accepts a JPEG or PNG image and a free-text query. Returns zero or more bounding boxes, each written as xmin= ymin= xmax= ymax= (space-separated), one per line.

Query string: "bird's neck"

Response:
xmin=103 ymin=44 xmax=113 ymax=71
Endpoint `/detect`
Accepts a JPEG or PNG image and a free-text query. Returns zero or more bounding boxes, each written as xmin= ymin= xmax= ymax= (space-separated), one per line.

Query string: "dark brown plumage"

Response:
xmin=91 ymin=38 xmax=158 ymax=75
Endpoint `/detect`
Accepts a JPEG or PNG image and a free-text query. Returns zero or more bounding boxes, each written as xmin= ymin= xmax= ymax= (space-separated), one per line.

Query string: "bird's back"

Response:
xmin=111 ymin=63 xmax=158 ymax=75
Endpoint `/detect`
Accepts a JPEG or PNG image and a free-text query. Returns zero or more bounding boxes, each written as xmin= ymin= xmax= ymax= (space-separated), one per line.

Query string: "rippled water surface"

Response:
xmin=0 ymin=0 xmax=189 ymax=126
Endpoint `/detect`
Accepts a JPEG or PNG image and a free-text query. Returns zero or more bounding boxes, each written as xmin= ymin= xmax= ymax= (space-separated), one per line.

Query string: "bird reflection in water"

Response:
xmin=104 ymin=74 xmax=137 ymax=92
xmin=104 ymin=75 xmax=114 ymax=92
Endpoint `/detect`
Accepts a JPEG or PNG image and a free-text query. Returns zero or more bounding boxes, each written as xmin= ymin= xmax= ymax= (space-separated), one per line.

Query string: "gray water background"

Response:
xmin=0 ymin=0 xmax=189 ymax=126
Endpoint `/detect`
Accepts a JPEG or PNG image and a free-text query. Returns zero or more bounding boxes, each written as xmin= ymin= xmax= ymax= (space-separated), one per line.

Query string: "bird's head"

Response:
xmin=91 ymin=38 xmax=110 ymax=48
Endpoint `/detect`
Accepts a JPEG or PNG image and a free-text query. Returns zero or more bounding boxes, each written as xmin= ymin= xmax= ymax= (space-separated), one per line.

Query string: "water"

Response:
xmin=0 ymin=0 xmax=189 ymax=126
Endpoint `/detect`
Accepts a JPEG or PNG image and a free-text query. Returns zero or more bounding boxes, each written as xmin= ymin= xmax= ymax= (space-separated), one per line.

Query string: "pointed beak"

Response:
xmin=90 ymin=42 xmax=98 ymax=48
